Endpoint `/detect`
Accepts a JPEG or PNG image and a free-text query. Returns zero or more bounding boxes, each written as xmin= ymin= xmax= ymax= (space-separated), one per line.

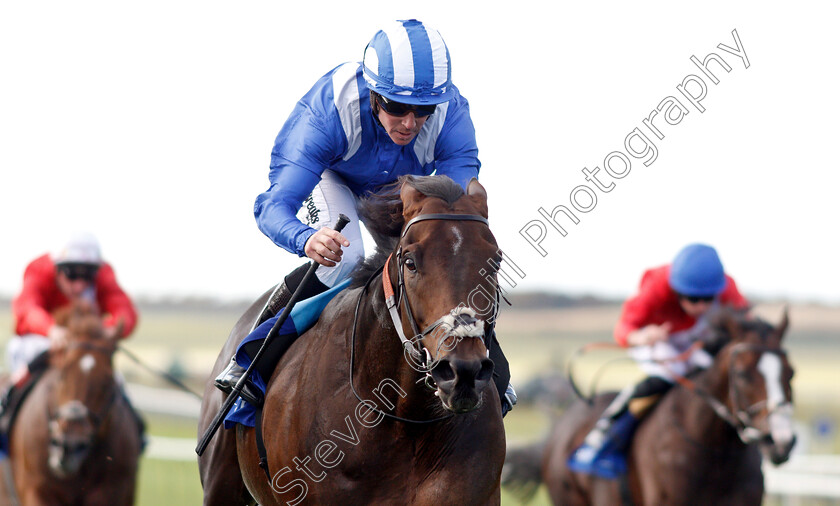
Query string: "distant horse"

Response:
xmin=503 ymin=308 xmax=796 ymax=505
xmin=198 ymin=175 xmax=506 ymax=505
xmin=8 ymin=300 xmax=142 ymax=505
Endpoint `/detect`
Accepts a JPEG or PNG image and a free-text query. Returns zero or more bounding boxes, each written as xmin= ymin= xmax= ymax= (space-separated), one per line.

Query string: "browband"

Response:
xmin=401 ymin=213 xmax=488 ymax=238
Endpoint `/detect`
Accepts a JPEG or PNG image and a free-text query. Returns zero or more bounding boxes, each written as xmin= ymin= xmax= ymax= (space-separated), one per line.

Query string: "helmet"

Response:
xmin=53 ymin=231 xmax=102 ymax=266
xmin=668 ymin=243 xmax=726 ymax=297
xmin=362 ymin=19 xmax=454 ymax=105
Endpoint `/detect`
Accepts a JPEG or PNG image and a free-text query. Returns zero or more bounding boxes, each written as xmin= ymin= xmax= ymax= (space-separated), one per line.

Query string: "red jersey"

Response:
xmin=614 ymin=264 xmax=749 ymax=347
xmin=12 ymin=254 xmax=138 ymax=338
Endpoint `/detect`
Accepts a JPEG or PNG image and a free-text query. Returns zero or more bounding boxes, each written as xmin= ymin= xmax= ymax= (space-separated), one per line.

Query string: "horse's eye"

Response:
xmin=404 ymin=258 xmax=417 ymax=272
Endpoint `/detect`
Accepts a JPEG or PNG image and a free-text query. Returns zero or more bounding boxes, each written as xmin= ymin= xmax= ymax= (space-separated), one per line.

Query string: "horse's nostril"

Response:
xmin=450 ymin=359 xmax=482 ymax=380
xmin=477 ymin=359 xmax=494 ymax=382
xmin=431 ymin=360 xmax=455 ymax=383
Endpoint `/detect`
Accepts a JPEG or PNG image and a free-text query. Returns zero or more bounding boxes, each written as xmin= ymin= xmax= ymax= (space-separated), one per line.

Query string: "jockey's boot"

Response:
xmin=488 ymin=330 xmax=516 ymax=417
xmin=0 ymin=351 xmax=51 ymax=454
xmin=214 ymin=280 xmax=293 ymax=395
xmin=567 ymin=384 xmax=637 ymax=479
xmin=213 ymin=356 xmax=265 ymax=407
xmin=501 ymin=383 xmax=517 ymax=417
xmin=214 ymin=356 xmax=245 ymax=394
xmin=215 ymin=262 xmax=330 ymax=405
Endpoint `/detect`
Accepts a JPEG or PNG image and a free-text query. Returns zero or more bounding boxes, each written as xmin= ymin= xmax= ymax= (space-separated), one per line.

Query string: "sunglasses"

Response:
xmin=375 ymin=94 xmax=436 ymax=118
xmin=679 ymin=294 xmax=715 ymax=304
xmin=58 ymin=263 xmax=99 ymax=282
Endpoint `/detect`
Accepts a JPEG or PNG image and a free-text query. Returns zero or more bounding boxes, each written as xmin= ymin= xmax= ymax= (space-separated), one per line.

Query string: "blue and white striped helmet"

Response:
xmin=362 ymin=19 xmax=454 ymax=105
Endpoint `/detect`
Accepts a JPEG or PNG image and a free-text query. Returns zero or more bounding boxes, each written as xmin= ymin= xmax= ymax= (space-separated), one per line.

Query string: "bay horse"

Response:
xmin=7 ymin=299 xmax=142 ymax=505
xmin=198 ymin=175 xmax=506 ymax=505
xmin=503 ymin=308 xmax=796 ymax=505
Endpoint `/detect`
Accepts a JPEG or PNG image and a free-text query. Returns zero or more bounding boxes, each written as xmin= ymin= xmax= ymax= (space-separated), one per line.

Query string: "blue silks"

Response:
xmin=567 ymin=412 xmax=639 ymax=479
xmin=224 ymin=279 xmax=351 ymax=428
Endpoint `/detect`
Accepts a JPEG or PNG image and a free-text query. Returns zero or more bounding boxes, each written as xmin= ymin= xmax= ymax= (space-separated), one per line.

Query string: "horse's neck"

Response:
xmin=667 ymin=361 xmax=740 ymax=447
xmin=350 ymin=280 xmax=442 ymax=422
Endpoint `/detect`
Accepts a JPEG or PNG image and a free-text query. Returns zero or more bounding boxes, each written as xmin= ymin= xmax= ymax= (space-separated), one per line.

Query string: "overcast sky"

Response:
xmin=2 ymin=1 xmax=838 ymax=305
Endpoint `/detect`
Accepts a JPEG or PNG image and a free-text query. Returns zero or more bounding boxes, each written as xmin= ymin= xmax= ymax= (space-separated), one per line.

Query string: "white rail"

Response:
xmin=764 ymin=455 xmax=840 ymax=498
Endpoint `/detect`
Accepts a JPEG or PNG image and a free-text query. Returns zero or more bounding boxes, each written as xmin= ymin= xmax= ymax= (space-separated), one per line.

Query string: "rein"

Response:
xmin=348 ymin=212 xmax=493 ymax=424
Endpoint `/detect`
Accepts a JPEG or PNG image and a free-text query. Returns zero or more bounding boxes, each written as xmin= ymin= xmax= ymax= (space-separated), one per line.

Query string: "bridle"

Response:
xmin=384 ymin=213 xmax=497 ymax=369
xmin=47 ymin=341 xmax=120 ymax=456
xmin=671 ymin=342 xmax=791 ymax=444
xmin=349 ymin=212 xmax=499 ymax=424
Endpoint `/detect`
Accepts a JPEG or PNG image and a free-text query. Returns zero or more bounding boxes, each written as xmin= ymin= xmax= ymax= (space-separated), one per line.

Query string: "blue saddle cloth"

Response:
xmin=224 ymin=279 xmax=350 ymax=428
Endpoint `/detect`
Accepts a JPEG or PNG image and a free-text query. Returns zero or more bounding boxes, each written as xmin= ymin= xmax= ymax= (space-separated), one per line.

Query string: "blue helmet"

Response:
xmin=362 ymin=19 xmax=454 ymax=105
xmin=668 ymin=243 xmax=727 ymax=297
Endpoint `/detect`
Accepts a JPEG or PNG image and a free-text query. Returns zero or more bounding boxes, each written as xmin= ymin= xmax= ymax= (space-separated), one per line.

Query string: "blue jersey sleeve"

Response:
xmin=432 ymin=94 xmax=481 ymax=189
xmin=254 ymin=72 xmax=348 ymax=256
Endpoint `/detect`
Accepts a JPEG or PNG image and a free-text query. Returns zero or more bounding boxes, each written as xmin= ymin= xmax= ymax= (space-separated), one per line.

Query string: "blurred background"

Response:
xmin=1 ymin=0 xmax=838 ymax=504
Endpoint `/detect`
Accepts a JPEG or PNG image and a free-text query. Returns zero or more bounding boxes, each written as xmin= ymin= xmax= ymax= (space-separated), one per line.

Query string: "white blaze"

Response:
xmin=79 ymin=354 xmax=96 ymax=373
xmin=451 ymin=226 xmax=463 ymax=255
xmin=757 ymin=353 xmax=784 ymax=410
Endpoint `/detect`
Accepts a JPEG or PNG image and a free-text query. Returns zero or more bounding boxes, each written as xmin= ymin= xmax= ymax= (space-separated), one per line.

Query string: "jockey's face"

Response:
xmin=56 ymin=265 xmax=97 ymax=300
xmin=679 ymin=296 xmax=715 ymax=318
xmin=377 ymin=107 xmax=428 ymax=146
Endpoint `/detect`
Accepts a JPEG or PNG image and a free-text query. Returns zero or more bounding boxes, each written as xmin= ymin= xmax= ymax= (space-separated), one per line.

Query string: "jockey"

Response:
xmin=568 ymin=243 xmax=750 ymax=478
xmin=1 ymin=232 xmax=140 ymax=446
xmin=214 ymin=19 xmax=516 ymax=415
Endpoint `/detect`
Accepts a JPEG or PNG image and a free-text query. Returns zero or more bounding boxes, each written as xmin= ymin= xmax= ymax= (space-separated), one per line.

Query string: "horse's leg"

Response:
xmin=198 ymin=290 xmax=270 ymax=506
xmin=198 ymin=373 xmax=256 ymax=506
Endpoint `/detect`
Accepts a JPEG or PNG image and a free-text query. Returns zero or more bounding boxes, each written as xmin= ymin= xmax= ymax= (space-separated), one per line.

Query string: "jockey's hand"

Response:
xmin=304 ymin=227 xmax=350 ymax=267
xmin=48 ymin=324 xmax=68 ymax=351
xmin=627 ymin=322 xmax=672 ymax=347
xmin=103 ymin=325 xmax=121 ymax=340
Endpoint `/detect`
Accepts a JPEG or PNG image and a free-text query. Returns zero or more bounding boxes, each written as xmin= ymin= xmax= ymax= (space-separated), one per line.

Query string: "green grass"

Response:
xmin=137 ymin=458 xmax=203 ymax=505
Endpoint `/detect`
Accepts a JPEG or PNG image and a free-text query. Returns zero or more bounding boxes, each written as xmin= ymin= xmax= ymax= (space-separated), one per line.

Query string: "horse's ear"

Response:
xmin=400 ymin=182 xmax=426 ymax=219
xmin=773 ymin=306 xmax=790 ymax=345
xmin=723 ymin=310 xmax=742 ymax=341
xmin=466 ymin=178 xmax=489 ymax=217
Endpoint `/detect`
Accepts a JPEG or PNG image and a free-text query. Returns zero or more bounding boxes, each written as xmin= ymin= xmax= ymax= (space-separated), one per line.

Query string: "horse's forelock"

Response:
xmin=358 ymin=175 xmax=467 ymax=241
xmin=351 ymin=176 xmax=469 ymax=288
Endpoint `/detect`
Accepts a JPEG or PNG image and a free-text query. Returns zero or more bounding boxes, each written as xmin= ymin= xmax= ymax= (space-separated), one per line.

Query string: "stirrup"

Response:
xmin=214 ymin=357 xmax=264 ymax=407
xmin=214 ymin=356 xmax=245 ymax=394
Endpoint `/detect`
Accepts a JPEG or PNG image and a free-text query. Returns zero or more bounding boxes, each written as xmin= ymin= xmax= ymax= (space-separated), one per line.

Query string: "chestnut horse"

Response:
xmin=503 ymin=308 xmax=796 ymax=505
xmin=198 ymin=175 xmax=506 ymax=505
xmin=7 ymin=300 xmax=142 ymax=505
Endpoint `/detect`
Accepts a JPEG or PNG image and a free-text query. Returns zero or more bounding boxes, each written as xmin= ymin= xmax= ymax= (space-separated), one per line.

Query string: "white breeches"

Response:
xmin=628 ymin=341 xmax=713 ymax=382
xmin=297 ymin=170 xmax=366 ymax=288
xmin=6 ymin=335 xmax=50 ymax=373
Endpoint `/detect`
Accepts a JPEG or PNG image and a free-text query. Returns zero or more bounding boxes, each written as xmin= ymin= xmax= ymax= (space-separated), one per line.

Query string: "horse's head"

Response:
xmin=711 ymin=308 xmax=796 ymax=465
xmin=48 ymin=299 xmax=119 ymax=477
xmin=370 ymin=176 xmax=500 ymax=414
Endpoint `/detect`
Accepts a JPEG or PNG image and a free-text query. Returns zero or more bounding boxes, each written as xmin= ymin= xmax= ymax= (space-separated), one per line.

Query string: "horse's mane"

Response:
xmin=350 ymin=175 xmax=465 ymax=288
xmin=702 ymin=306 xmax=778 ymax=356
